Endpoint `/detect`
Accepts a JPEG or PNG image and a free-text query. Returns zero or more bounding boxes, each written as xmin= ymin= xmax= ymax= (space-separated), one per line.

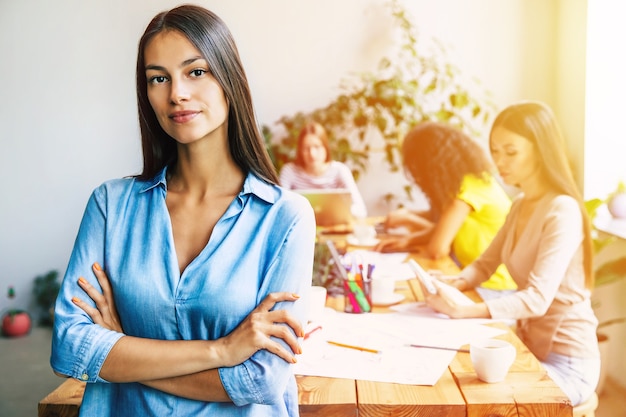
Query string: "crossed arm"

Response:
xmin=65 ymin=263 xmax=304 ymax=402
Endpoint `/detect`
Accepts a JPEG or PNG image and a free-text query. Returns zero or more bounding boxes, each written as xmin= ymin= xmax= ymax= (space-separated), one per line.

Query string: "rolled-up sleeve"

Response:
xmin=51 ymin=187 xmax=125 ymax=383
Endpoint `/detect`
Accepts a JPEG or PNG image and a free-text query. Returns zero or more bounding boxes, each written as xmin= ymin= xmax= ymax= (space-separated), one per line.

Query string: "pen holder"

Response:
xmin=343 ymin=276 xmax=371 ymax=313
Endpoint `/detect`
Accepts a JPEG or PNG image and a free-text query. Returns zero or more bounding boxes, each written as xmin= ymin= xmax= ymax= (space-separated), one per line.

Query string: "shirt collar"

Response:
xmin=240 ymin=172 xmax=277 ymax=204
xmin=138 ymin=167 xmax=277 ymax=204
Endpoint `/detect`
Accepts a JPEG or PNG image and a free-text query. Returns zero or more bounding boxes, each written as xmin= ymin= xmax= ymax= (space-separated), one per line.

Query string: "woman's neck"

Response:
xmin=518 ymin=170 xmax=552 ymax=202
xmin=168 ymin=142 xmax=244 ymax=199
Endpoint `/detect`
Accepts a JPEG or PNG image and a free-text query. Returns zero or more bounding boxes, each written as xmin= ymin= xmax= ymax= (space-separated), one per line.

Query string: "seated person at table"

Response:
xmin=423 ymin=101 xmax=600 ymax=406
xmin=279 ymin=121 xmax=367 ymax=218
xmin=375 ymin=122 xmax=516 ymax=297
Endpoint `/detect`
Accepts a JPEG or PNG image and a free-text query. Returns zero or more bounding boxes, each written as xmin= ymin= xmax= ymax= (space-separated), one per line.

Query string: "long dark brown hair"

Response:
xmin=490 ymin=101 xmax=594 ymax=289
xmin=402 ymin=121 xmax=495 ymax=217
xmin=135 ymin=5 xmax=278 ymax=184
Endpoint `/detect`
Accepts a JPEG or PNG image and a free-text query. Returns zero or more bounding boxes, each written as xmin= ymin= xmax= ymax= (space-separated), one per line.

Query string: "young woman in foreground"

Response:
xmin=424 ymin=102 xmax=600 ymax=406
xmin=51 ymin=5 xmax=315 ymax=416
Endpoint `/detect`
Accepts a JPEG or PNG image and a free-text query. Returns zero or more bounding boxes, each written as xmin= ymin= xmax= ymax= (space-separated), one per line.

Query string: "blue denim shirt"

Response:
xmin=51 ymin=168 xmax=316 ymax=416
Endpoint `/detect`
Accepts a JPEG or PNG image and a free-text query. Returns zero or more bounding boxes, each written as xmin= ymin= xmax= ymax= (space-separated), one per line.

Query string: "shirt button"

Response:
xmin=81 ymin=373 xmax=89 ymax=381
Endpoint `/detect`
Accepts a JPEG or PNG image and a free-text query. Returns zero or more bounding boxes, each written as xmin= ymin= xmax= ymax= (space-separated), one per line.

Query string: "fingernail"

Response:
xmin=93 ymin=262 xmax=102 ymax=271
xmin=292 ymin=293 xmax=300 ymax=299
xmin=78 ymin=277 xmax=87 ymax=285
xmin=292 ymin=357 xmax=298 ymax=364
xmin=72 ymin=297 xmax=81 ymax=304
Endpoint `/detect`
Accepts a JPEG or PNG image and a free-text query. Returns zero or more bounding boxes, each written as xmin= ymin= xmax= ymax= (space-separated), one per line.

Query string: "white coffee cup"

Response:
xmin=352 ymin=221 xmax=377 ymax=243
xmin=371 ymin=277 xmax=396 ymax=304
xmin=308 ymin=286 xmax=327 ymax=323
xmin=470 ymin=339 xmax=516 ymax=383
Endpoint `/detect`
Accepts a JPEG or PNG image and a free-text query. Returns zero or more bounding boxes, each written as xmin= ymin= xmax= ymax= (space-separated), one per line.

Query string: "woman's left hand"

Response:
xmin=72 ymin=263 xmax=124 ymax=333
xmin=420 ymin=280 xmax=461 ymax=317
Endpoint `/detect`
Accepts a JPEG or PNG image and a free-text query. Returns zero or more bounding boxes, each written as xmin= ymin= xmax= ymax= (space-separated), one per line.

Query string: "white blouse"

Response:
xmin=279 ymin=160 xmax=367 ymax=218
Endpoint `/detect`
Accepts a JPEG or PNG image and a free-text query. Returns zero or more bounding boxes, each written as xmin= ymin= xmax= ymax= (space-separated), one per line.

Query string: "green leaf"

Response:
xmin=450 ymin=92 xmax=469 ymax=108
xmin=595 ymin=256 xmax=626 ymax=287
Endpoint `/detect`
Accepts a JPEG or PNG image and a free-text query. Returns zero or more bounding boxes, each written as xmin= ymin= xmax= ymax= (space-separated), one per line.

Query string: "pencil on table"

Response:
xmin=327 ymin=340 xmax=381 ymax=354
xmin=408 ymin=344 xmax=470 ymax=353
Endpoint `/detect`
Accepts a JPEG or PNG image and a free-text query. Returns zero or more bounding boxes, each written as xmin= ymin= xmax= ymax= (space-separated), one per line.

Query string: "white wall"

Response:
xmin=0 ymin=0 xmax=565 ymax=310
xmin=584 ymin=0 xmax=626 ymax=200
xmin=584 ymin=0 xmax=626 ymax=389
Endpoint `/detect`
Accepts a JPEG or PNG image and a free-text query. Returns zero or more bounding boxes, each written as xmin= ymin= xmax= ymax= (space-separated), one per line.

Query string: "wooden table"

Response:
xmin=39 ymin=246 xmax=573 ymax=417
xmin=295 ymin=248 xmax=572 ymax=417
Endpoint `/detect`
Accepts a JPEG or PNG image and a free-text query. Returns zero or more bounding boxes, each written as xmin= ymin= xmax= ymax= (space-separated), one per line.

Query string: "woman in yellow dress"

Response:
xmin=375 ymin=121 xmax=516 ymax=296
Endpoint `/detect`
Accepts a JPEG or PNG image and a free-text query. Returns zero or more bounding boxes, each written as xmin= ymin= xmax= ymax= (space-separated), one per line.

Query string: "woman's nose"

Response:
xmin=169 ymin=79 xmax=190 ymax=104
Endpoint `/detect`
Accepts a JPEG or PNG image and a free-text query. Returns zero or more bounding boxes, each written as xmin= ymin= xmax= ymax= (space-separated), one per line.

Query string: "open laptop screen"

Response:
xmin=294 ymin=188 xmax=353 ymax=227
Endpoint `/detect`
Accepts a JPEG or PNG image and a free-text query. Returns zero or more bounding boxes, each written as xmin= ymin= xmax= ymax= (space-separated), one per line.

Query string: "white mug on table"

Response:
xmin=470 ymin=339 xmax=516 ymax=383
xmin=352 ymin=219 xmax=377 ymax=244
xmin=371 ymin=277 xmax=396 ymax=304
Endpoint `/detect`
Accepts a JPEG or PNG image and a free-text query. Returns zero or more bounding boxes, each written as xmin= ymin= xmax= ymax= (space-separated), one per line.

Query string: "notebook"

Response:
xmin=295 ymin=188 xmax=354 ymax=227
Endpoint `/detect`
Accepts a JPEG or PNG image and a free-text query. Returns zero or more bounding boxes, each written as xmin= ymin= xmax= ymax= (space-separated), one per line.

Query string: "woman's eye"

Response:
xmin=190 ymin=69 xmax=207 ymax=77
xmin=148 ymin=75 xmax=168 ymax=84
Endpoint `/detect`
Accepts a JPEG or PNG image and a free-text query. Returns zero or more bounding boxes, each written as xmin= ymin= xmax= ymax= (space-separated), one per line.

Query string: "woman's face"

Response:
xmin=490 ymin=126 xmax=541 ymax=187
xmin=144 ymin=30 xmax=228 ymax=145
xmin=300 ymin=134 xmax=328 ymax=169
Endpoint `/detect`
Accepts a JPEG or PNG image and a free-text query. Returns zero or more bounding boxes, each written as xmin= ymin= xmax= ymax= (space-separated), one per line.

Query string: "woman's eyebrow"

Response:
xmin=145 ymin=56 xmax=205 ymax=71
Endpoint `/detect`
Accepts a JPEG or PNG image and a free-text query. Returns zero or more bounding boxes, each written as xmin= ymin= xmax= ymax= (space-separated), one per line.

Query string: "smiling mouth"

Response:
xmin=169 ymin=111 xmax=198 ymax=124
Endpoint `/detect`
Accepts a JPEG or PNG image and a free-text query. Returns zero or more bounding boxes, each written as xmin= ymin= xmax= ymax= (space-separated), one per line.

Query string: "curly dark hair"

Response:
xmin=402 ymin=121 xmax=494 ymax=215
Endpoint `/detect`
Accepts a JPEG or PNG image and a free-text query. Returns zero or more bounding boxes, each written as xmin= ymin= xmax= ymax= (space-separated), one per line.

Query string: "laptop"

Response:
xmin=295 ymin=188 xmax=354 ymax=227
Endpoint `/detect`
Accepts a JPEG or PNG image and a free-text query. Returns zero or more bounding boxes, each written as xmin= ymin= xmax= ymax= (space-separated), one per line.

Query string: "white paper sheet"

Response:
xmin=294 ymin=309 xmax=506 ymax=385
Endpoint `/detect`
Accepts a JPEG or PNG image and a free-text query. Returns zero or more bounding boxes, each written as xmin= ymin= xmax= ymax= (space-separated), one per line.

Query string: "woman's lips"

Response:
xmin=169 ymin=110 xmax=198 ymax=123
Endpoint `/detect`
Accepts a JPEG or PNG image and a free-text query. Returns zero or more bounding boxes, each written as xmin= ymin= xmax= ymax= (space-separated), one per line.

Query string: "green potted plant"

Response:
xmin=263 ymin=0 xmax=495 ymax=209
xmin=1 ymin=286 xmax=32 ymax=337
xmin=32 ymin=269 xmax=61 ymax=327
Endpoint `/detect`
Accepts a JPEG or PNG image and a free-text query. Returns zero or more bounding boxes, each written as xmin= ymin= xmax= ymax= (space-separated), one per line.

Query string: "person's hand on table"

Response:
xmin=421 ymin=280 xmax=459 ymax=317
xmin=384 ymin=208 xmax=412 ymax=229
xmin=374 ymin=236 xmax=412 ymax=252
xmin=72 ymin=263 xmax=305 ymax=365
xmin=427 ymin=270 xmax=468 ymax=290
xmin=419 ymin=279 xmax=489 ymax=319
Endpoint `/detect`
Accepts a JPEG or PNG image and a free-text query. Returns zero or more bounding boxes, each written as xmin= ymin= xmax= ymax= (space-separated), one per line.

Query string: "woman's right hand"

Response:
xmin=384 ymin=208 xmax=411 ymax=229
xmin=218 ymin=292 xmax=304 ymax=366
xmin=374 ymin=236 xmax=411 ymax=253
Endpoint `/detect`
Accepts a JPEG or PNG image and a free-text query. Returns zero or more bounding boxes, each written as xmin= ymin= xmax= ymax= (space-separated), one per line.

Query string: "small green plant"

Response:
xmin=2 ymin=286 xmax=22 ymax=317
xmin=32 ymin=270 xmax=60 ymax=327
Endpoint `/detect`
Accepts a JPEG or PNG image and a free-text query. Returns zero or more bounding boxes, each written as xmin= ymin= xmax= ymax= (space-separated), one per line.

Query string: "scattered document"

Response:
xmin=294 ymin=310 xmax=505 ymax=385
